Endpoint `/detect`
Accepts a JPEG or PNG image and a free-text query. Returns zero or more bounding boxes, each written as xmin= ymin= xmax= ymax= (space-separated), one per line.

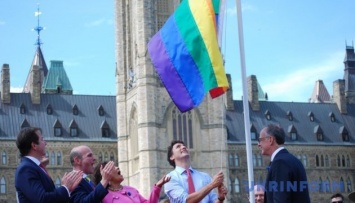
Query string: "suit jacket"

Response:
xmin=264 ymin=149 xmax=311 ymax=203
xmin=69 ymin=178 xmax=108 ymax=203
xmin=15 ymin=157 xmax=70 ymax=203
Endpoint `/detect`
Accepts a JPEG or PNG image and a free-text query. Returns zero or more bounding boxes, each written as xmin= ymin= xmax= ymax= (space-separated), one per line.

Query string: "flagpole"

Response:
xmin=235 ymin=0 xmax=255 ymax=202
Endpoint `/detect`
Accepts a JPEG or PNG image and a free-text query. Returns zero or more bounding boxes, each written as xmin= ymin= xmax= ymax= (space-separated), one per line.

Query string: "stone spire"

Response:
xmin=309 ymin=80 xmax=331 ymax=103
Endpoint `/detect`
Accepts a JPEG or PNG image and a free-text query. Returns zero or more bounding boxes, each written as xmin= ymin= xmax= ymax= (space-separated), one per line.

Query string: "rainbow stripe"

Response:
xmin=148 ymin=0 xmax=229 ymax=112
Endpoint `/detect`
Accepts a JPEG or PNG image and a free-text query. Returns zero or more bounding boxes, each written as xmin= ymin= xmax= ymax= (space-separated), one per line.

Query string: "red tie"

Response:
xmin=186 ymin=169 xmax=195 ymax=194
xmin=39 ymin=163 xmax=50 ymax=178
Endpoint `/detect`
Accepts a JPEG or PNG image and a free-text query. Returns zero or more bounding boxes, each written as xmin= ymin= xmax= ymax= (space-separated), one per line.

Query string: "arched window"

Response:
xmin=98 ymin=152 xmax=103 ymax=162
xmin=340 ymin=177 xmax=345 ymax=192
xmin=347 ymin=155 xmax=350 ymax=167
xmin=257 ymin=154 xmax=262 ymax=167
xmin=17 ymin=152 xmax=21 ymax=164
xmin=337 ymin=155 xmax=341 ymax=167
xmin=234 ymin=178 xmax=240 ymax=193
xmin=319 ymin=177 xmax=323 ymax=192
xmin=321 ymin=155 xmax=324 ymax=167
xmin=228 ymin=154 xmax=234 ymax=167
xmin=347 ymin=178 xmax=352 ymax=192
xmin=0 ymin=176 xmax=6 ymax=194
xmin=325 ymin=177 xmax=330 ymax=193
xmin=104 ymin=152 xmax=108 ymax=161
xmin=110 ymin=152 xmax=114 ymax=161
xmin=55 ymin=177 xmax=61 ymax=188
xmin=2 ymin=151 xmax=6 ymax=165
xmin=342 ymin=155 xmax=346 ymax=167
xmin=57 ymin=152 xmax=62 ymax=165
xmin=325 ymin=155 xmax=329 ymax=167
xmin=316 ymin=155 xmax=319 ymax=167
xmin=51 ymin=151 xmax=55 ymax=166
xmin=302 ymin=155 xmax=308 ymax=167
xmin=253 ymin=154 xmax=257 ymax=167
xmin=172 ymin=107 xmax=194 ymax=148
xmin=235 ymin=153 xmax=239 ymax=167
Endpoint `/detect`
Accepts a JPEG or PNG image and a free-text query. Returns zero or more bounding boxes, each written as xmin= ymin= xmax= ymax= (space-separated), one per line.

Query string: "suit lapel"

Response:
xmin=22 ymin=157 xmax=55 ymax=190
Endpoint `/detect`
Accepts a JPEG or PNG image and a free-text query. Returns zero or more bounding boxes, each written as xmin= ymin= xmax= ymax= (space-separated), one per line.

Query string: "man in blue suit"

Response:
xmin=69 ymin=145 xmax=115 ymax=203
xmin=258 ymin=124 xmax=311 ymax=203
xmin=15 ymin=127 xmax=83 ymax=203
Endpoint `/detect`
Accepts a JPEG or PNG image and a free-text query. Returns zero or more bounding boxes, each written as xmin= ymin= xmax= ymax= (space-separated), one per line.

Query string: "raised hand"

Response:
xmin=211 ymin=171 xmax=224 ymax=188
xmin=156 ymin=175 xmax=171 ymax=188
xmin=62 ymin=170 xmax=83 ymax=192
xmin=100 ymin=161 xmax=115 ymax=187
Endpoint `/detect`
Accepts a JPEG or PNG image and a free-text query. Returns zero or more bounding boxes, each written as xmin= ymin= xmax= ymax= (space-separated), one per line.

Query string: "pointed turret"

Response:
xmin=309 ymin=80 xmax=331 ymax=103
xmin=42 ymin=60 xmax=73 ymax=94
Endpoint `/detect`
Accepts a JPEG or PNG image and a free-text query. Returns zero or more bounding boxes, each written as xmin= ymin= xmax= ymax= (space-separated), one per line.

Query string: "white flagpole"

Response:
xmin=235 ymin=0 xmax=255 ymax=202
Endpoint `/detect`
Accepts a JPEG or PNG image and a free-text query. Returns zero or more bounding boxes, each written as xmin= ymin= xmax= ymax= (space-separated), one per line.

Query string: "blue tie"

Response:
xmin=85 ymin=176 xmax=95 ymax=189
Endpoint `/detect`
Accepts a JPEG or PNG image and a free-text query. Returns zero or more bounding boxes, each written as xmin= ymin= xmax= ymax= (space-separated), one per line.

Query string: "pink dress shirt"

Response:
xmin=102 ymin=185 xmax=162 ymax=203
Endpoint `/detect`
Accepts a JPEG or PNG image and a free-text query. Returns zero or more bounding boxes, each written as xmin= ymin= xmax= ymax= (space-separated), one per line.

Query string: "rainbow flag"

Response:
xmin=148 ymin=0 xmax=229 ymax=113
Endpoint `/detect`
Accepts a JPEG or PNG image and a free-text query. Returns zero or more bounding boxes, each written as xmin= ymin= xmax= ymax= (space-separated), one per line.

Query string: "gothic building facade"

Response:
xmin=1 ymin=1 xmax=355 ymax=203
xmin=113 ymin=1 xmax=355 ymax=203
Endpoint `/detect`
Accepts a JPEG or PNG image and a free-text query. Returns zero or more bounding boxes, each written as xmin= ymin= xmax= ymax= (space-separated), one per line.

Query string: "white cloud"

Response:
xmin=0 ymin=20 xmax=5 ymax=26
xmin=11 ymin=86 xmax=23 ymax=93
xmin=225 ymin=2 xmax=257 ymax=17
xmin=84 ymin=18 xmax=112 ymax=27
xmin=231 ymin=51 xmax=345 ymax=102
xmin=262 ymin=51 xmax=344 ymax=102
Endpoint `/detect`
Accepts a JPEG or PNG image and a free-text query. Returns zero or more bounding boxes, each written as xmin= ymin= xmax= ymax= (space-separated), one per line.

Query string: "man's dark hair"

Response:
xmin=16 ymin=127 xmax=42 ymax=157
xmin=167 ymin=140 xmax=185 ymax=168
xmin=330 ymin=193 xmax=344 ymax=202
xmin=266 ymin=124 xmax=285 ymax=145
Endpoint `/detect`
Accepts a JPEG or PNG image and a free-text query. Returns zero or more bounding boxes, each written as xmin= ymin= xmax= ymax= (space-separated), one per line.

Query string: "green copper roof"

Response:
xmin=42 ymin=60 xmax=73 ymax=94
xmin=257 ymin=82 xmax=266 ymax=100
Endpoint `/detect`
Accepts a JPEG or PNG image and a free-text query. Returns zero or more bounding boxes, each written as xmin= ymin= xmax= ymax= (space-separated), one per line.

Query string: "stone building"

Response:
xmin=1 ymin=1 xmax=355 ymax=203
xmin=114 ymin=0 xmax=228 ymax=199
xmin=113 ymin=1 xmax=355 ymax=203
xmin=0 ymin=38 xmax=117 ymax=203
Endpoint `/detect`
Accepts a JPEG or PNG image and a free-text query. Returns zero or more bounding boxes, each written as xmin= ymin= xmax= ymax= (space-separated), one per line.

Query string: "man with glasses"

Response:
xmin=258 ymin=124 xmax=311 ymax=203
xmin=330 ymin=193 xmax=344 ymax=203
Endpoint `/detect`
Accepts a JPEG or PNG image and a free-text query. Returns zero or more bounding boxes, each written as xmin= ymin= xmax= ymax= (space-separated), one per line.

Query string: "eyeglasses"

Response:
xmin=258 ymin=136 xmax=271 ymax=142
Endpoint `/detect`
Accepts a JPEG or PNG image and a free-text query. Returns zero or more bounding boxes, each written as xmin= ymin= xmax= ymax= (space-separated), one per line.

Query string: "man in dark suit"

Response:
xmin=69 ymin=145 xmax=115 ymax=203
xmin=15 ymin=127 xmax=83 ymax=203
xmin=258 ymin=124 xmax=311 ymax=203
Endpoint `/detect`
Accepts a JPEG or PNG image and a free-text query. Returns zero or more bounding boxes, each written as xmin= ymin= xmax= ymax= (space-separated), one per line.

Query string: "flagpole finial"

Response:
xmin=33 ymin=3 xmax=44 ymax=47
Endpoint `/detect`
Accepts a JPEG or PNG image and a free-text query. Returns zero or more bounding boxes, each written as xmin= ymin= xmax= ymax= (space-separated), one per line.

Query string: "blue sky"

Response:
xmin=1 ymin=1 xmax=355 ymax=102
